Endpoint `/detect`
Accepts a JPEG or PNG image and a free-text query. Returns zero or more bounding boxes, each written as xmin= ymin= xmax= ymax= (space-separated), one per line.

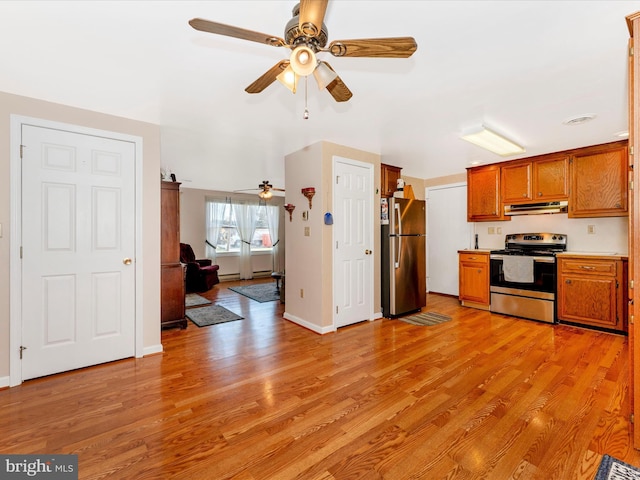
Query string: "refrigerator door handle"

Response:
xmin=394 ymin=203 xmax=401 ymax=268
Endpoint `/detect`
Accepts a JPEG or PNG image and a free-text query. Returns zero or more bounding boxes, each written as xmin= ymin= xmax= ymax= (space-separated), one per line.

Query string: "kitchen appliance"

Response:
xmin=490 ymin=233 xmax=567 ymax=323
xmin=381 ymin=198 xmax=426 ymax=317
xmin=504 ymin=200 xmax=568 ymax=216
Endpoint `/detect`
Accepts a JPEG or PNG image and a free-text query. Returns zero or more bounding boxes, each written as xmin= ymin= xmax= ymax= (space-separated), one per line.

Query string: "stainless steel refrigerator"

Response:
xmin=381 ymin=198 xmax=427 ymax=317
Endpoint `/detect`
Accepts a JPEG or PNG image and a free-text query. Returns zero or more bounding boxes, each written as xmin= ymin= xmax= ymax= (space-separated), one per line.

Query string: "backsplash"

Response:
xmin=473 ymin=214 xmax=628 ymax=254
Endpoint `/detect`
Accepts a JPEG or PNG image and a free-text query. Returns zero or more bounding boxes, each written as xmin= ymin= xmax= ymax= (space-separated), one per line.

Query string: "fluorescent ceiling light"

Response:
xmin=461 ymin=125 xmax=525 ymax=157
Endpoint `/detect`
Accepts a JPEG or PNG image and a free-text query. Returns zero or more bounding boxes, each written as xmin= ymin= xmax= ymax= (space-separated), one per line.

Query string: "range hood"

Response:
xmin=504 ymin=200 xmax=568 ymax=216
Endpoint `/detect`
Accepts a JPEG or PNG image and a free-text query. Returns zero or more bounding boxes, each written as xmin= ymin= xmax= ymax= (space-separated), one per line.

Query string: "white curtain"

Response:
xmin=266 ymin=203 xmax=280 ymax=273
xmin=233 ymin=202 xmax=258 ymax=279
xmin=205 ymin=199 xmax=228 ymax=261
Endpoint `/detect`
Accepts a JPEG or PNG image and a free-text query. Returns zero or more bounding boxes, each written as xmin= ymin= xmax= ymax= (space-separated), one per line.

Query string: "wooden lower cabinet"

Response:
xmin=161 ymin=264 xmax=187 ymax=329
xmin=458 ymin=251 xmax=490 ymax=310
xmin=557 ymin=255 xmax=628 ymax=332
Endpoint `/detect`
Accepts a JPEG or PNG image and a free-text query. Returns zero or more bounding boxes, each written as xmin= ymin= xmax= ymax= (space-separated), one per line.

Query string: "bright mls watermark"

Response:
xmin=0 ymin=455 xmax=77 ymax=479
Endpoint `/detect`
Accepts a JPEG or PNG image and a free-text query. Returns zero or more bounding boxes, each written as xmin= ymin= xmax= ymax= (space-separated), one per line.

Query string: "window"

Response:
xmin=206 ymin=199 xmax=276 ymax=254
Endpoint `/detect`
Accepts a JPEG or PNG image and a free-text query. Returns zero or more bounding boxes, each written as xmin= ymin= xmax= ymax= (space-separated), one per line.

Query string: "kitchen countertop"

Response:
xmin=458 ymin=249 xmax=492 ymax=254
xmin=557 ymin=251 xmax=628 ymax=260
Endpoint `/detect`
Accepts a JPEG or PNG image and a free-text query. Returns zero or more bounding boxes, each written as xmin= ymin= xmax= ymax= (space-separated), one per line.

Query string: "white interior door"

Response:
xmin=334 ymin=158 xmax=373 ymax=328
xmin=426 ymin=183 xmax=470 ymax=295
xmin=20 ymin=124 xmax=136 ymax=380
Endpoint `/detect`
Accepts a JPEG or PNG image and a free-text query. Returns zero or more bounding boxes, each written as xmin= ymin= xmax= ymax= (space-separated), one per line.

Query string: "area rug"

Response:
xmin=185 ymin=293 xmax=212 ymax=307
xmin=594 ymin=455 xmax=640 ymax=479
xmin=399 ymin=311 xmax=452 ymax=326
xmin=229 ymin=283 xmax=280 ymax=303
xmin=186 ymin=305 xmax=243 ymax=327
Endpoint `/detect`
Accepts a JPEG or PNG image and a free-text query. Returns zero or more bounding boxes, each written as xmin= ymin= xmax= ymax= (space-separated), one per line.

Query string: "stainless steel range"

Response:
xmin=490 ymin=233 xmax=567 ymax=323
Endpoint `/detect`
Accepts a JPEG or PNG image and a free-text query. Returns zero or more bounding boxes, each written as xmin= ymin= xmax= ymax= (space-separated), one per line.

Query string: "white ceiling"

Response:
xmin=0 ymin=1 xmax=637 ymax=191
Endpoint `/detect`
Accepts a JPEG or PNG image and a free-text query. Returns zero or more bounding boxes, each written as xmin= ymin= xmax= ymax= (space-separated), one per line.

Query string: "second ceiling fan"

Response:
xmin=189 ymin=0 xmax=418 ymax=102
xmin=235 ymin=180 xmax=285 ymax=200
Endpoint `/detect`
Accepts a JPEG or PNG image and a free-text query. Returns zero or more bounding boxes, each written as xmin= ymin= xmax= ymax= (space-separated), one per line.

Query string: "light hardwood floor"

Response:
xmin=2 ymin=279 xmax=640 ymax=479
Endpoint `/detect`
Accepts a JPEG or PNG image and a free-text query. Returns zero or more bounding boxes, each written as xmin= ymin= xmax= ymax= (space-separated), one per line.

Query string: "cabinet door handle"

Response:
xmin=579 ymin=265 xmax=595 ymax=270
xmin=538 ymin=192 xmax=543 ymax=197
xmin=565 ymin=279 xmax=572 ymax=284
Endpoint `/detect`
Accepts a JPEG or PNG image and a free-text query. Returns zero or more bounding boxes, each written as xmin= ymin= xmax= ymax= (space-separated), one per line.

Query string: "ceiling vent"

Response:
xmin=562 ymin=114 xmax=596 ymax=126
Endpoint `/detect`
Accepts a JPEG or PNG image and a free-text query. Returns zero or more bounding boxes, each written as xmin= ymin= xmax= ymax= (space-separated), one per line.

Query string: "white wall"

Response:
xmin=284 ymin=141 xmax=381 ymax=333
xmin=471 ymin=214 xmax=628 ymax=254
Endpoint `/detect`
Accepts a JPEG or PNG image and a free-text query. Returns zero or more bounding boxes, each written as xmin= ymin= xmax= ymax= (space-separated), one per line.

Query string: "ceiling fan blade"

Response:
xmin=321 ymin=62 xmax=352 ymax=102
xmin=245 ymin=61 xmax=289 ymax=94
xmin=298 ymin=0 xmax=329 ymax=37
xmin=272 ymin=188 xmax=286 ymax=192
xmin=189 ymin=18 xmax=286 ymax=47
xmin=328 ymin=37 xmax=418 ymax=58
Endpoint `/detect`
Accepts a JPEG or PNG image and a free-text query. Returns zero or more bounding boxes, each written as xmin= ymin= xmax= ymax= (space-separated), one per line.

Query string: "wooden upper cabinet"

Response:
xmin=467 ymin=165 xmax=506 ymax=221
xmin=501 ymin=161 xmax=532 ymax=203
xmin=569 ymin=141 xmax=628 ymax=217
xmin=381 ymin=163 xmax=402 ymax=198
xmin=501 ymin=155 xmax=568 ymax=204
xmin=533 ymin=155 xmax=569 ymax=201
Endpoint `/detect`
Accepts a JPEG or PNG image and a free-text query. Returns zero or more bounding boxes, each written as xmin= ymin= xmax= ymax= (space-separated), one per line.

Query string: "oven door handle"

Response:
xmin=490 ymin=254 xmax=555 ymax=263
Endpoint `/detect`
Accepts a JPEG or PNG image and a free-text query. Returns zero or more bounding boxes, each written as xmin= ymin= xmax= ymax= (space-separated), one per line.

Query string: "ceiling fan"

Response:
xmin=188 ymin=0 xmax=417 ymax=102
xmin=234 ymin=180 xmax=285 ymax=200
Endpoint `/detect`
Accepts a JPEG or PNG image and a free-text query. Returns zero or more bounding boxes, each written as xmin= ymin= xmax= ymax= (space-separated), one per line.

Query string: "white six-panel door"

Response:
xmin=334 ymin=158 xmax=373 ymax=328
xmin=20 ymin=124 xmax=136 ymax=380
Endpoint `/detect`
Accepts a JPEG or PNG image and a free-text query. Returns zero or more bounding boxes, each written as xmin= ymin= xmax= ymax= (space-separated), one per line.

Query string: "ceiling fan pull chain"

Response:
xmin=304 ymin=76 xmax=310 ymax=120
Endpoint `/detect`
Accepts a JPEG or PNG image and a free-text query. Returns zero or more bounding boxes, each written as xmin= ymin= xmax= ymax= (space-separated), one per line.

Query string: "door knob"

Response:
xmin=365 ymin=249 xmax=372 ymax=255
xmin=123 ymin=258 xmax=132 ymax=265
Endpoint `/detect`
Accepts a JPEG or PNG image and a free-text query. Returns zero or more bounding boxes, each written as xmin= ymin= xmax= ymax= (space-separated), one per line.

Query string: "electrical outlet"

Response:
xmin=497 ymin=227 xmax=502 ymax=235
xmin=588 ymin=225 xmax=596 ymax=235
xmin=304 ymin=226 xmax=310 ymax=236
xmin=488 ymin=227 xmax=495 ymax=234
xmin=300 ymin=289 xmax=304 ymax=298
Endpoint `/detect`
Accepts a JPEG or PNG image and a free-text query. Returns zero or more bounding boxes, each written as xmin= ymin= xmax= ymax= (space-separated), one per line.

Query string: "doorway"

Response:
xmin=333 ymin=157 xmax=374 ymax=328
xmin=10 ymin=116 xmax=143 ymax=385
xmin=426 ymin=183 xmax=471 ymax=296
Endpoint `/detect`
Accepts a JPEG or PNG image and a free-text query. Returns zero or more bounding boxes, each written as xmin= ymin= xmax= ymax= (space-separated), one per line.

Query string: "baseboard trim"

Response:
xmin=0 ymin=376 xmax=10 ymax=389
xmin=143 ymin=344 xmax=164 ymax=357
xmin=283 ymin=313 xmax=336 ymax=334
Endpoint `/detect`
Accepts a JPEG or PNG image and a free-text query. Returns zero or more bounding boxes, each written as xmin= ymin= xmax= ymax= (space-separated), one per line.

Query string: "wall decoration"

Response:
xmin=284 ymin=204 xmax=296 ymax=222
xmin=302 ymin=187 xmax=315 ymax=209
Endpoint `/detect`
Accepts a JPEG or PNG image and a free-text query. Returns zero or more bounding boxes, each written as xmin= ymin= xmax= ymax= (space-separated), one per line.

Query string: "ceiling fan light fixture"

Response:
xmin=290 ymin=45 xmax=317 ymax=76
xmin=258 ymin=189 xmax=273 ymax=200
xmin=461 ymin=125 xmax=525 ymax=157
xmin=313 ymin=61 xmax=338 ymax=90
xmin=276 ymin=65 xmax=297 ymax=93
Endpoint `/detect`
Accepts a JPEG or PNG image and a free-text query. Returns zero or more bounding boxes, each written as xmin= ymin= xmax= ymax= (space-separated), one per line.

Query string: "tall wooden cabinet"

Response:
xmin=161 ymin=181 xmax=187 ymax=329
xmin=627 ymin=12 xmax=640 ymax=448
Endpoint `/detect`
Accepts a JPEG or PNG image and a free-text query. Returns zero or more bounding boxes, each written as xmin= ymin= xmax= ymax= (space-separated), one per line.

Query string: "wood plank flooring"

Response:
xmin=2 ymin=279 xmax=640 ymax=479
